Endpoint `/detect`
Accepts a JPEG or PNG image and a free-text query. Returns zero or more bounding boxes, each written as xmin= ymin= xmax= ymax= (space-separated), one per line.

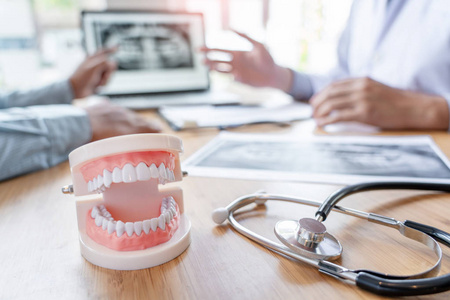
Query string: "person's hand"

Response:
xmin=310 ymin=77 xmax=449 ymax=130
xmin=201 ymin=31 xmax=292 ymax=92
xmin=83 ymin=100 xmax=162 ymax=141
xmin=69 ymin=48 xmax=117 ymax=99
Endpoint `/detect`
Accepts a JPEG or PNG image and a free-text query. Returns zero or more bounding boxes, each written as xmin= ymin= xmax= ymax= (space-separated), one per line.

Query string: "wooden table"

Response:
xmin=1 ymin=114 xmax=450 ymax=300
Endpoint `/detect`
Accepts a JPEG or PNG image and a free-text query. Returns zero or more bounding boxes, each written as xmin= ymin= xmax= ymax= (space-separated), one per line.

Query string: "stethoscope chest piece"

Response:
xmin=274 ymin=218 xmax=342 ymax=260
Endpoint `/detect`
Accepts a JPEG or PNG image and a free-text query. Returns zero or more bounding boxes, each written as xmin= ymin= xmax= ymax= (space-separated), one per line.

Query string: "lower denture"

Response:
xmin=86 ymin=202 xmax=181 ymax=251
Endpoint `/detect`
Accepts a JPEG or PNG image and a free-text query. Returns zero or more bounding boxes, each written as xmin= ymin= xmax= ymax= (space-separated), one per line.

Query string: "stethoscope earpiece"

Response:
xmin=212 ymin=207 xmax=229 ymax=224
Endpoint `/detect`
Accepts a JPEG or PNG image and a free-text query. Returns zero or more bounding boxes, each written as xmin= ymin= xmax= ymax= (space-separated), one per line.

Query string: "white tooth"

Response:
xmin=112 ymin=167 xmax=122 ymax=183
xmin=88 ymin=181 xmax=93 ymax=192
xmin=95 ymin=215 xmax=104 ymax=226
xmin=170 ymin=207 xmax=177 ymax=216
xmin=165 ymin=211 xmax=171 ymax=224
xmin=134 ymin=221 xmax=143 ymax=236
xmin=125 ymin=222 xmax=134 ymax=237
xmin=107 ymin=221 xmax=116 ymax=234
xmin=143 ymin=219 xmax=152 ymax=234
xmin=150 ymin=163 xmax=159 ymax=178
xmin=136 ymin=162 xmax=151 ymax=181
xmin=150 ymin=218 xmax=158 ymax=232
xmin=91 ymin=206 xmax=99 ymax=218
xmin=122 ymin=163 xmax=137 ymax=183
xmin=93 ymin=177 xmax=98 ymax=191
xmin=158 ymin=163 xmax=167 ymax=184
xmin=116 ymin=220 xmax=125 ymax=237
xmin=168 ymin=210 xmax=173 ymax=220
xmin=158 ymin=215 xmax=166 ymax=230
xmin=97 ymin=175 xmax=104 ymax=189
xmin=103 ymin=169 xmax=112 ymax=188
xmin=168 ymin=169 xmax=175 ymax=181
xmin=104 ymin=211 xmax=112 ymax=218
xmin=165 ymin=167 xmax=171 ymax=180
xmin=102 ymin=218 xmax=108 ymax=230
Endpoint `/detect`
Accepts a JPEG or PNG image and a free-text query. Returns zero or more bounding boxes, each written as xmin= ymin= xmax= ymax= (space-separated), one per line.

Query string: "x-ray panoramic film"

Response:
xmin=94 ymin=22 xmax=194 ymax=71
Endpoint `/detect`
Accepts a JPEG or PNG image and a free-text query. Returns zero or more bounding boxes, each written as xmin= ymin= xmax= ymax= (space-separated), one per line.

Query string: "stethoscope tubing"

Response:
xmin=316 ymin=181 xmax=450 ymax=223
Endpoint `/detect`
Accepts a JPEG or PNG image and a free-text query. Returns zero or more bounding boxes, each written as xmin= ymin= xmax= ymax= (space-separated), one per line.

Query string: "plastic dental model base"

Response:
xmin=65 ymin=134 xmax=191 ymax=270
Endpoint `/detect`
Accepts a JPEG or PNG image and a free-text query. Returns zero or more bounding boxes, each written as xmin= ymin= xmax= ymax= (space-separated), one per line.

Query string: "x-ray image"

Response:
xmin=93 ymin=22 xmax=194 ymax=70
xmin=196 ymin=141 xmax=450 ymax=178
xmin=183 ymin=133 xmax=450 ymax=185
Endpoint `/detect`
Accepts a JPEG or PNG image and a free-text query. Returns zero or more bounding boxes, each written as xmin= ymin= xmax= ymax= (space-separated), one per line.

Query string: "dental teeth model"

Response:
xmin=64 ymin=134 xmax=191 ymax=270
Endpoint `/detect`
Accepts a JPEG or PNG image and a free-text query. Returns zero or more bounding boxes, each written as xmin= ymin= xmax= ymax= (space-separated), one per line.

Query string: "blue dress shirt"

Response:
xmin=289 ymin=0 xmax=450 ymax=128
xmin=0 ymin=80 xmax=91 ymax=181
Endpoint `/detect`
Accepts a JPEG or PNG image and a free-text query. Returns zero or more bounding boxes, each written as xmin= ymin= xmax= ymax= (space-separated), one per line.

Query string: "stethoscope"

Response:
xmin=212 ymin=182 xmax=450 ymax=296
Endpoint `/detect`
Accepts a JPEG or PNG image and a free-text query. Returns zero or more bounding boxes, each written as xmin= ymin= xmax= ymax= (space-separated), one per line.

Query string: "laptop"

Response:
xmin=81 ymin=10 xmax=240 ymax=109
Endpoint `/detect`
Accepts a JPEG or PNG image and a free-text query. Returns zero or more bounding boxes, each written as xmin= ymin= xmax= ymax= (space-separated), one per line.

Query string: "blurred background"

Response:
xmin=0 ymin=0 xmax=351 ymax=91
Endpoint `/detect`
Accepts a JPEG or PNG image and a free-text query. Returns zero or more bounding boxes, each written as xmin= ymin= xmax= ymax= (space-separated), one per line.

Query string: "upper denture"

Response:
xmin=80 ymin=151 xmax=176 ymax=192
xmin=87 ymin=162 xmax=175 ymax=193
xmin=81 ymin=151 xmax=175 ymax=181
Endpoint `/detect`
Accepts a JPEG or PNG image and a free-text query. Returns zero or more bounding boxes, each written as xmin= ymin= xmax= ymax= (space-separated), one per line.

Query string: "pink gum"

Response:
xmin=80 ymin=151 xmax=175 ymax=182
xmin=86 ymin=206 xmax=180 ymax=251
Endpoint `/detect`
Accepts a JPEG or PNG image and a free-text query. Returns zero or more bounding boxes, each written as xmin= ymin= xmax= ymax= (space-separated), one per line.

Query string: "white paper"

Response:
xmin=159 ymin=102 xmax=312 ymax=130
xmin=183 ymin=132 xmax=450 ymax=185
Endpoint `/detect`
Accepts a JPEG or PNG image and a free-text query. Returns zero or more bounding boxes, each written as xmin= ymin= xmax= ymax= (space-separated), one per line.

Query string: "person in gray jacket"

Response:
xmin=0 ymin=49 xmax=161 ymax=181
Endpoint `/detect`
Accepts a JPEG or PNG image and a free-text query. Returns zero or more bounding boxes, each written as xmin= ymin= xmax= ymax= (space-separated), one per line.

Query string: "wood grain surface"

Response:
xmin=1 ymin=114 xmax=450 ymax=300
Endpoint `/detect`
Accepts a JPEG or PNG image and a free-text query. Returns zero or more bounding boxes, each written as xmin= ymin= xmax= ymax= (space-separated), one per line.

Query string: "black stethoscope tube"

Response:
xmin=356 ymin=271 xmax=450 ymax=296
xmin=315 ymin=181 xmax=450 ymax=296
xmin=316 ymin=182 xmax=450 ymax=222
xmin=404 ymin=220 xmax=450 ymax=247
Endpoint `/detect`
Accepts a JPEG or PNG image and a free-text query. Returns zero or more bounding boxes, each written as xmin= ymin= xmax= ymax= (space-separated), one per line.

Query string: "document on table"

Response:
xmin=158 ymin=102 xmax=312 ymax=130
xmin=183 ymin=132 xmax=450 ymax=185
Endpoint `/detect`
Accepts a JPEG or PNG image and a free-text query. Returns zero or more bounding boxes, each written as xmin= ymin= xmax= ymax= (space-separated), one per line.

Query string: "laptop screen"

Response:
xmin=82 ymin=11 xmax=209 ymax=95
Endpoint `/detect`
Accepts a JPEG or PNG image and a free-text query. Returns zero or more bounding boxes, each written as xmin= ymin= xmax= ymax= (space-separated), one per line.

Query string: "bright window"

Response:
xmin=187 ymin=0 xmax=352 ymax=73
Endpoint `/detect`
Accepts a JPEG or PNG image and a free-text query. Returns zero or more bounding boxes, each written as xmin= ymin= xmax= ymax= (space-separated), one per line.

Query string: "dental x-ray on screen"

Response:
xmin=82 ymin=11 xmax=209 ymax=97
xmin=93 ymin=22 xmax=194 ymax=70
